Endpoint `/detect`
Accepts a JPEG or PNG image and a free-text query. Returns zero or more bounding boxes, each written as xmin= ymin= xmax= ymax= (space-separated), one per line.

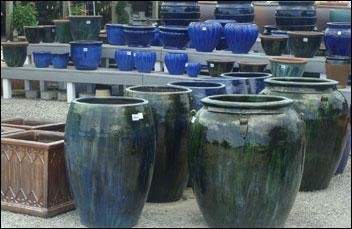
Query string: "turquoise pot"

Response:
xmin=269 ymin=57 xmax=307 ymax=77
xmin=329 ymin=9 xmax=351 ymax=22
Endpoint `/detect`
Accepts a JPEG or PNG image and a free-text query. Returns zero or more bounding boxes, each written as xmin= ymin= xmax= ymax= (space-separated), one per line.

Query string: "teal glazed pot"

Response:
xmin=261 ymin=77 xmax=349 ymax=191
xmin=189 ymin=94 xmax=305 ymax=227
xmin=269 ymin=57 xmax=307 ymax=77
xmin=329 ymin=9 xmax=351 ymax=23
xmin=53 ymin=19 xmax=73 ymax=43
xmin=69 ymin=15 xmax=102 ymax=41
xmin=1 ymin=41 xmax=28 ymax=67
xmin=64 ymin=97 xmax=156 ymax=227
xmin=287 ymin=31 xmax=324 ymax=58
xmin=125 ymin=85 xmax=192 ymax=203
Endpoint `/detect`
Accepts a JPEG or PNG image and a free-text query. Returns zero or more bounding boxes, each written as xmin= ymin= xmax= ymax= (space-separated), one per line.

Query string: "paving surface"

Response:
xmin=1 ymin=98 xmax=351 ymax=228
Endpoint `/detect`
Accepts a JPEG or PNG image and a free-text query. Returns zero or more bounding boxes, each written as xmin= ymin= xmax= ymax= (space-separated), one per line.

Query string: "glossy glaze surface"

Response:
xmin=134 ymin=51 xmax=156 ymax=73
xmin=123 ymin=25 xmax=156 ymax=47
xmin=222 ymin=72 xmax=271 ymax=94
xmin=269 ymin=57 xmax=307 ymax=77
xmin=165 ymin=53 xmax=188 ymax=75
xmin=33 ymin=52 xmax=51 ymax=68
xmin=53 ymin=20 xmax=72 ymax=43
xmin=106 ymin=24 xmax=125 ymax=45
xmin=115 ymin=49 xmax=134 ymax=71
xmin=51 ymin=53 xmax=69 ymax=69
xmin=224 ymin=23 xmax=258 ymax=54
xmin=324 ymin=22 xmax=351 ymax=58
xmin=260 ymin=35 xmax=288 ymax=56
xmin=215 ymin=1 xmax=254 ymax=22
xmin=188 ymin=21 xmax=223 ymax=52
xmin=288 ymin=31 xmax=323 ymax=58
xmin=159 ymin=26 xmax=189 ymax=50
xmin=24 ymin=26 xmax=44 ymax=43
xmin=69 ymin=16 xmax=102 ymax=41
xmin=70 ymin=41 xmax=102 ymax=70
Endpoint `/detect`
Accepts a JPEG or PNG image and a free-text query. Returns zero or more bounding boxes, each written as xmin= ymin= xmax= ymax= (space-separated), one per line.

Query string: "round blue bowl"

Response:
xmin=165 ymin=52 xmax=188 ymax=75
xmin=51 ymin=53 xmax=70 ymax=69
xmin=159 ymin=26 xmax=189 ymax=50
xmin=115 ymin=49 xmax=134 ymax=71
xmin=186 ymin=63 xmax=202 ymax=78
xmin=33 ymin=52 xmax=51 ymax=68
xmin=134 ymin=51 xmax=156 ymax=73
xmin=106 ymin=24 xmax=125 ymax=45
xmin=69 ymin=40 xmax=103 ymax=70
xmin=123 ymin=25 xmax=156 ymax=47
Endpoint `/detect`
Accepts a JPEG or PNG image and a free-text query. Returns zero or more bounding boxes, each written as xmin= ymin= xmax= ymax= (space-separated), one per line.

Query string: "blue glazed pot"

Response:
xmin=165 ymin=53 xmax=188 ymax=75
xmin=225 ymin=22 xmax=258 ymax=54
xmin=123 ymin=25 xmax=156 ymax=47
xmin=205 ymin=19 xmax=237 ymax=50
xmin=51 ymin=53 xmax=70 ymax=69
xmin=134 ymin=51 xmax=156 ymax=73
xmin=115 ymin=50 xmax=134 ymax=71
xmin=106 ymin=24 xmax=125 ymax=45
xmin=269 ymin=57 xmax=307 ymax=77
xmin=196 ymin=76 xmax=238 ymax=94
xmin=324 ymin=22 xmax=351 ymax=58
xmin=221 ymin=72 xmax=271 ymax=94
xmin=188 ymin=21 xmax=222 ymax=52
xmin=186 ymin=63 xmax=202 ymax=78
xmin=70 ymin=41 xmax=103 ymax=70
xmin=151 ymin=28 xmax=162 ymax=46
xmin=33 ymin=52 xmax=51 ymax=68
xmin=159 ymin=26 xmax=189 ymax=49
xmin=215 ymin=1 xmax=254 ymax=22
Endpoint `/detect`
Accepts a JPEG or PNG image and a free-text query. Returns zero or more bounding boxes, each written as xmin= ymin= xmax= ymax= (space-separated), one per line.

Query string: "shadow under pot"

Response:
xmin=1 ymin=41 xmax=28 ymax=67
xmin=123 ymin=25 xmax=156 ymax=47
xmin=189 ymin=94 xmax=305 ymax=227
xmin=238 ymin=61 xmax=268 ymax=72
xmin=133 ymin=51 xmax=156 ymax=73
xmin=269 ymin=57 xmax=307 ymax=77
xmin=221 ymin=72 xmax=271 ymax=94
xmin=24 ymin=26 xmax=44 ymax=43
xmin=51 ymin=53 xmax=70 ymax=69
xmin=287 ymin=31 xmax=323 ymax=58
xmin=33 ymin=52 xmax=51 ymax=68
xmin=207 ymin=59 xmax=235 ymax=77
xmin=42 ymin=25 xmax=56 ymax=43
xmin=260 ymin=35 xmax=288 ymax=56
xmin=69 ymin=15 xmax=102 ymax=41
xmin=261 ymin=77 xmax=349 ymax=191
xmin=69 ymin=41 xmax=103 ymax=70
xmin=125 ymin=85 xmax=192 ymax=203
xmin=165 ymin=52 xmax=188 ymax=75
xmin=53 ymin=19 xmax=72 ymax=43
xmin=159 ymin=25 xmax=189 ymax=50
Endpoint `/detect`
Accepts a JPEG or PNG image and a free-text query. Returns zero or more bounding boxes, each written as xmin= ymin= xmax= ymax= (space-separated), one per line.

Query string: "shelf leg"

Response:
xmin=2 ymin=79 xmax=12 ymax=99
xmin=24 ymin=80 xmax=31 ymax=90
xmin=66 ymin=82 xmax=76 ymax=103
xmin=39 ymin=81 xmax=46 ymax=92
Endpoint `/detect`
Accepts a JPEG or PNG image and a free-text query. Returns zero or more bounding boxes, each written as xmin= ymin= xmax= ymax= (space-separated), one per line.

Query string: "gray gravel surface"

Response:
xmin=1 ymin=98 xmax=351 ymax=228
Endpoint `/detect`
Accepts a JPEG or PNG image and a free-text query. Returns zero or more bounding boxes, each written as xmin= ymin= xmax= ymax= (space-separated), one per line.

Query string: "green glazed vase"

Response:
xmin=69 ymin=16 xmax=102 ymax=41
xmin=269 ymin=57 xmax=307 ymax=77
xmin=53 ymin=20 xmax=73 ymax=43
xmin=2 ymin=42 xmax=28 ymax=67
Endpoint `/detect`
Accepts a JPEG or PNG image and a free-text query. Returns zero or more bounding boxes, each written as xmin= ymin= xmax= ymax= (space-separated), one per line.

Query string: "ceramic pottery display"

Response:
xmin=159 ymin=26 xmax=189 ymax=50
xmin=263 ymin=25 xmax=279 ymax=35
xmin=205 ymin=19 xmax=237 ymax=50
xmin=160 ymin=1 xmax=200 ymax=26
xmin=53 ymin=20 xmax=73 ymax=43
xmin=33 ymin=52 xmax=51 ymax=68
xmin=186 ymin=63 xmax=202 ymax=77
xmin=134 ymin=51 xmax=156 ymax=73
xmin=51 ymin=53 xmax=70 ymax=69
xmin=288 ymin=31 xmax=323 ymax=58
xmin=69 ymin=15 xmax=102 ymax=41
xmin=106 ymin=24 xmax=125 ymax=45
xmin=24 ymin=26 xmax=44 ymax=43
xmin=224 ymin=22 xmax=258 ymax=54
xmin=324 ymin=22 xmax=351 ymax=58
xmin=238 ymin=61 xmax=268 ymax=72
xmin=215 ymin=1 xmax=254 ymax=22
xmin=325 ymin=56 xmax=351 ymax=88
xmin=125 ymin=85 xmax=192 ymax=203
xmin=151 ymin=27 xmax=162 ymax=46
xmin=260 ymin=35 xmax=288 ymax=56
xmin=1 ymin=130 xmax=74 ymax=217
xmin=189 ymin=94 xmax=305 ymax=227
xmin=69 ymin=41 xmax=102 ymax=70
xmin=188 ymin=21 xmax=223 ymax=52
xmin=329 ymin=9 xmax=351 ymax=23
xmin=222 ymin=72 xmax=271 ymax=94
xmin=207 ymin=59 xmax=235 ymax=77
xmin=65 ymin=97 xmax=155 ymax=227
xmin=123 ymin=25 xmax=156 ymax=47
xmin=1 ymin=41 xmax=28 ymax=67
xmin=269 ymin=57 xmax=307 ymax=77
xmin=165 ymin=53 xmax=188 ymax=75
xmin=262 ymin=77 xmax=349 ymax=191
xmin=42 ymin=25 xmax=56 ymax=43
xmin=115 ymin=49 xmax=135 ymax=71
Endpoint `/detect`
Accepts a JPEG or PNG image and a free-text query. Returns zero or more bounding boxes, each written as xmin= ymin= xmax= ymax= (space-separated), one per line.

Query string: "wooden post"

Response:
xmin=152 ymin=1 xmax=159 ymax=19
xmin=111 ymin=1 xmax=118 ymax=23
xmin=62 ymin=1 xmax=69 ymax=18
xmin=5 ymin=1 xmax=13 ymax=40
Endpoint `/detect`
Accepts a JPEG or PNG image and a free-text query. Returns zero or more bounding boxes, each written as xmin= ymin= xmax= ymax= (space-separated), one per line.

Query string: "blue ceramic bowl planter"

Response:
xmin=159 ymin=26 xmax=189 ymax=50
xmin=70 ymin=41 xmax=103 ymax=70
xmin=224 ymin=22 xmax=259 ymax=54
xmin=115 ymin=50 xmax=135 ymax=71
xmin=188 ymin=21 xmax=222 ymax=52
xmin=324 ymin=22 xmax=351 ymax=58
xmin=51 ymin=53 xmax=70 ymax=69
xmin=123 ymin=25 xmax=156 ymax=47
xmin=33 ymin=52 xmax=52 ymax=68
xmin=186 ymin=63 xmax=202 ymax=77
xmin=106 ymin=24 xmax=125 ymax=45
xmin=221 ymin=72 xmax=271 ymax=94
xmin=134 ymin=51 xmax=156 ymax=73
xmin=165 ymin=53 xmax=188 ymax=75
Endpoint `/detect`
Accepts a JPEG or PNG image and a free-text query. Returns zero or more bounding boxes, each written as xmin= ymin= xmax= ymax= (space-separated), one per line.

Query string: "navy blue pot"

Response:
xmin=167 ymin=81 xmax=226 ymax=110
xmin=215 ymin=1 xmax=254 ymax=23
xmin=160 ymin=1 xmax=200 ymax=26
xmin=324 ymin=22 xmax=351 ymax=58
xmin=106 ymin=24 xmax=125 ymax=45
xmin=151 ymin=28 xmax=162 ymax=46
xmin=165 ymin=53 xmax=188 ymax=75
xmin=70 ymin=41 xmax=103 ymax=70
xmin=115 ymin=50 xmax=134 ymax=71
xmin=205 ymin=19 xmax=237 ymax=50
xmin=51 ymin=53 xmax=70 ymax=69
xmin=33 ymin=52 xmax=51 ymax=68
xmin=123 ymin=25 xmax=156 ymax=47
xmin=224 ymin=22 xmax=258 ymax=54
xmin=134 ymin=51 xmax=156 ymax=73
xmin=222 ymin=72 xmax=271 ymax=94
xmin=159 ymin=26 xmax=189 ymax=50
xmin=186 ymin=63 xmax=202 ymax=78
xmin=188 ymin=21 xmax=223 ymax=52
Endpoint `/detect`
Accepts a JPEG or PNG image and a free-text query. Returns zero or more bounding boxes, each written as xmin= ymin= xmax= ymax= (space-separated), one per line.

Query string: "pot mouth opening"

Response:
xmin=260 ymin=35 xmax=288 ymax=40
xmin=327 ymin=22 xmax=351 ymax=27
xmin=264 ymin=77 xmax=338 ymax=87
xmin=1 ymin=41 xmax=29 ymax=46
xmin=69 ymin=40 xmax=103 ymax=45
xmin=126 ymin=85 xmax=191 ymax=94
xmin=74 ymin=96 xmax=147 ymax=106
xmin=123 ymin=24 xmax=156 ymax=29
xmin=287 ymin=31 xmax=324 ymax=36
xmin=169 ymin=81 xmax=225 ymax=89
xmin=221 ymin=72 xmax=271 ymax=79
xmin=238 ymin=61 xmax=268 ymax=66
xmin=269 ymin=57 xmax=307 ymax=64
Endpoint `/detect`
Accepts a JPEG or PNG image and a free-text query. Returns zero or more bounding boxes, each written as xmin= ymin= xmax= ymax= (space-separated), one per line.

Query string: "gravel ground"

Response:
xmin=1 ymin=98 xmax=351 ymax=228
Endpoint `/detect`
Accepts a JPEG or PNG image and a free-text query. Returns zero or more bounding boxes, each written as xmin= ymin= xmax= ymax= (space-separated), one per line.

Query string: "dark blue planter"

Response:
xmin=159 ymin=26 xmax=189 ymax=50
xmin=215 ymin=1 xmax=254 ymax=23
xmin=205 ymin=19 xmax=237 ymax=50
xmin=222 ymin=72 xmax=271 ymax=94
xmin=134 ymin=51 xmax=156 ymax=73
xmin=115 ymin=49 xmax=135 ymax=71
xmin=188 ymin=21 xmax=223 ymax=52
xmin=324 ymin=22 xmax=351 ymax=58
xmin=151 ymin=28 xmax=162 ymax=46
xmin=123 ymin=25 xmax=156 ymax=47
xmin=51 ymin=53 xmax=70 ymax=69
xmin=160 ymin=1 xmax=200 ymax=26
xmin=167 ymin=81 xmax=226 ymax=110
xmin=70 ymin=41 xmax=103 ymax=70
xmin=165 ymin=53 xmax=188 ymax=75
xmin=186 ymin=63 xmax=202 ymax=78
xmin=335 ymin=124 xmax=351 ymax=174
xmin=33 ymin=52 xmax=51 ymax=68
xmin=106 ymin=24 xmax=125 ymax=45
xmin=224 ymin=22 xmax=258 ymax=54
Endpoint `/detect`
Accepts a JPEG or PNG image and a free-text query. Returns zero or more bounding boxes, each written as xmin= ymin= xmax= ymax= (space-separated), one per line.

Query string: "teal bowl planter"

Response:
xmin=269 ymin=57 xmax=307 ymax=77
xmin=329 ymin=9 xmax=351 ymax=22
xmin=165 ymin=52 xmax=188 ymax=75
xmin=69 ymin=15 xmax=102 ymax=41
xmin=1 ymin=41 xmax=28 ymax=67
xmin=53 ymin=20 xmax=73 ymax=43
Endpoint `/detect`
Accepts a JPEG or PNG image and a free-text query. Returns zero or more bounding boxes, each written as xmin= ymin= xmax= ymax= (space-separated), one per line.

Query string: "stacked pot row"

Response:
xmin=215 ymin=1 xmax=254 ymax=23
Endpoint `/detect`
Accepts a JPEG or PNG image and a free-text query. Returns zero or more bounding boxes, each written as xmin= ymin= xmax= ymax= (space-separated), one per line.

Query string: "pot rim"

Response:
xmin=68 ymin=15 xmax=102 ymax=19
xmin=159 ymin=25 xmax=189 ymax=31
xmin=24 ymin=26 xmax=43 ymax=29
xmin=264 ymin=77 xmax=338 ymax=87
xmin=69 ymin=40 xmax=103 ymax=45
xmin=73 ymin=96 xmax=148 ymax=107
xmin=326 ymin=22 xmax=351 ymax=27
xmin=269 ymin=57 xmax=307 ymax=64
xmin=287 ymin=31 xmax=324 ymax=37
xmin=201 ymin=94 xmax=293 ymax=109
xmin=206 ymin=59 xmax=235 ymax=64
xmin=167 ymin=81 xmax=226 ymax=89
xmin=33 ymin=51 xmax=52 ymax=55
xmin=123 ymin=24 xmax=156 ymax=29
xmin=41 ymin=25 xmax=56 ymax=28
xmin=237 ymin=61 xmax=269 ymax=66
xmin=1 ymin=41 xmax=29 ymax=46
xmin=106 ymin=23 xmax=125 ymax=27
xmin=53 ymin=19 xmax=69 ymax=23
xmin=260 ymin=34 xmax=288 ymax=40
xmin=205 ymin=19 xmax=237 ymax=24
xmin=225 ymin=22 xmax=257 ymax=26
xmin=221 ymin=72 xmax=271 ymax=79
xmin=126 ymin=85 xmax=192 ymax=95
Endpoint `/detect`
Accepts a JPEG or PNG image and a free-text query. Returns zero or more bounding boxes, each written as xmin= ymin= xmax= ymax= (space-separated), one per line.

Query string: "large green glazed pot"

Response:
xmin=125 ymin=85 xmax=192 ymax=202
xmin=69 ymin=15 xmax=102 ymax=41
xmin=1 ymin=42 xmax=28 ymax=67
xmin=53 ymin=20 xmax=73 ymax=43
xmin=269 ymin=57 xmax=307 ymax=77
xmin=64 ymin=97 xmax=156 ymax=227
xmin=189 ymin=94 xmax=305 ymax=228
xmin=261 ymin=77 xmax=349 ymax=191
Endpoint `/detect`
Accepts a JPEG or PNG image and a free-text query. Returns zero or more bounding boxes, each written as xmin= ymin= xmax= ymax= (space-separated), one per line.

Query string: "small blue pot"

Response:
xmin=33 ymin=52 xmax=51 ymax=68
xmin=186 ymin=63 xmax=201 ymax=77
xmin=106 ymin=24 xmax=125 ymax=45
xmin=134 ymin=51 xmax=156 ymax=73
xmin=115 ymin=50 xmax=134 ymax=71
xmin=159 ymin=26 xmax=189 ymax=49
xmin=224 ymin=22 xmax=258 ymax=54
xmin=70 ymin=40 xmax=103 ymax=70
xmin=324 ymin=22 xmax=351 ymax=58
xmin=221 ymin=72 xmax=272 ymax=94
xmin=165 ymin=52 xmax=188 ymax=75
xmin=51 ymin=53 xmax=70 ymax=69
xmin=123 ymin=25 xmax=156 ymax=47
xmin=188 ymin=21 xmax=223 ymax=52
